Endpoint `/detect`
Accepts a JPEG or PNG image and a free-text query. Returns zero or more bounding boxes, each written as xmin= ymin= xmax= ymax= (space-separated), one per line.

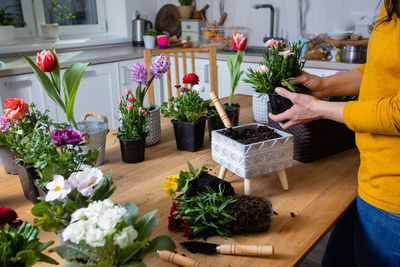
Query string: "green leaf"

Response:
xmin=50 ymin=46 xmax=61 ymax=93
xmin=31 ymin=201 xmax=51 ymax=217
xmin=134 ymin=210 xmax=158 ymax=241
xmin=124 ymin=202 xmax=139 ymax=225
xmin=22 ymin=55 xmax=66 ymax=112
xmin=63 ymin=62 xmax=91 ymax=129
xmin=120 ymin=262 xmax=146 ymax=267
xmin=50 ymin=243 xmax=95 ymax=262
xmin=118 ymin=239 xmax=149 ymax=264
xmin=137 ymin=236 xmax=175 ymax=259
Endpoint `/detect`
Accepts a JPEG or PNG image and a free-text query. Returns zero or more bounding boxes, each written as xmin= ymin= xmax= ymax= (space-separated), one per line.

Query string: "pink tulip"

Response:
xmin=232 ymin=33 xmax=247 ymax=51
xmin=126 ymin=104 xmax=133 ymax=110
xmin=125 ymin=89 xmax=132 ymax=95
xmin=36 ymin=50 xmax=56 ymax=72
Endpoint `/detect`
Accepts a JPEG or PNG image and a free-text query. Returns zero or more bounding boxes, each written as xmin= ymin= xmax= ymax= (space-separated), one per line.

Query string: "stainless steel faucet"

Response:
xmin=254 ymin=4 xmax=275 ymax=41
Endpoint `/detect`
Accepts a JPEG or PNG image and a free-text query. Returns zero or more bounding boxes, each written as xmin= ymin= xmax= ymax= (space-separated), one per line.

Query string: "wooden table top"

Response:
xmin=0 ymin=94 xmax=359 ymax=267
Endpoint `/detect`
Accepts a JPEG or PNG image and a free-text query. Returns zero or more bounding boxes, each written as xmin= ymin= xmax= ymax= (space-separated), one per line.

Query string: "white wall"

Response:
xmin=157 ymin=0 xmax=382 ymax=46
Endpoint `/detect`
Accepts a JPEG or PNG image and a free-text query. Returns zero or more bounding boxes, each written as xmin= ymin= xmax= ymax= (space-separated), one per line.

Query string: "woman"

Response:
xmin=269 ymin=1 xmax=400 ymax=266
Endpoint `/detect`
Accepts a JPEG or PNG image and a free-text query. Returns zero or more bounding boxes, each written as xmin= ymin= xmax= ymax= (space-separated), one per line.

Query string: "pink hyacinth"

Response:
xmin=126 ymin=104 xmax=133 ymax=110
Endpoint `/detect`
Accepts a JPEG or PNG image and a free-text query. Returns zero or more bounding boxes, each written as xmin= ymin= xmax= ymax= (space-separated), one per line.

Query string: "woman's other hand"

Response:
xmin=288 ymin=71 xmax=327 ymax=98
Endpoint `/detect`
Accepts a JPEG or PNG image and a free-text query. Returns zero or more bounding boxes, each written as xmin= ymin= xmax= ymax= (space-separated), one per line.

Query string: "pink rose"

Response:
xmin=126 ymin=104 xmax=133 ymax=110
xmin=125 ymin=89 xmax=132 ymax=95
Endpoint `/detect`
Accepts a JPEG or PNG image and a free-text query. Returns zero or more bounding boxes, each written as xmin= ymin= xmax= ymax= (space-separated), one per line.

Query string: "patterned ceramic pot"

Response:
xmin=146 ymin=105 xmax=161 ymax=146
xmin=252 ymin=92 xmax=269 ymax=124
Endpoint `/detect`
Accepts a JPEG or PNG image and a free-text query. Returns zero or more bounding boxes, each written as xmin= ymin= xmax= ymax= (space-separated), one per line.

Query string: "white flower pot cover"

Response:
xmin=212 ymin=123 xmax=293 ymax=178
xmin=252 ymin=92 xmax=269 ymax=124
xmin=146 ymin=105 xmax=161 ymax=146
xmin=143 ymin=35 xmax=155 ymax=49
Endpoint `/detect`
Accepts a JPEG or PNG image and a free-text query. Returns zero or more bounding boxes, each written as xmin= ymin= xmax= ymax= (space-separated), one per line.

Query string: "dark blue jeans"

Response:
xmin=322 ymin=195 xmax=400 ymax=267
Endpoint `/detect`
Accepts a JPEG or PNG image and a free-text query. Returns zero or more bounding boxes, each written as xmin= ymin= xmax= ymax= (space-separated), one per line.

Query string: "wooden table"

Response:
xmin=0 ymin=95 xmax=359 ymax=267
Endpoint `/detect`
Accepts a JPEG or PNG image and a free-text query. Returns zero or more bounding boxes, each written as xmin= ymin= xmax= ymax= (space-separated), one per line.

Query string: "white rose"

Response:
xmin=62 ymin=220 xmax=88 ymax=244
xmin=85 ymin=225 xmax=106 ymax=247
xmin=113 ymin=226 xmax=138 ymax=249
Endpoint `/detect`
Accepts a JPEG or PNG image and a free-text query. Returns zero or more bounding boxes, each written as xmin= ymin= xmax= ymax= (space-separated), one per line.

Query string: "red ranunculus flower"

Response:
xmin=232 ymin=33 xmax=247 ymax=51
xmin=2 ymin=98 xmax=29 ymax=120
xmin=0 ymin=206 xmax=18 ymax=226
xmin=36 ymin=50 xmax=57 ymax=72
xmin=182 ymin=73 xmax=199 ymax=85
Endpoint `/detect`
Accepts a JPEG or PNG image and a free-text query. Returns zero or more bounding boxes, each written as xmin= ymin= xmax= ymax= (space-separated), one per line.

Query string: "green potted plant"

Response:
xmin=41 ymin=0 xmax=76 ymax=40
xmin=130 ymin=55 xmax=170 ymax=146
xmin=243 ymin=39 xmax=305 ymax=119
xmin=0 ymin=206 xmax=58 ymax=266
xmin=50 ymin=199 xmax=176 ymax=266
xmin=177 ymin=0 xmax=193 ymax=19
xmin=208 ymin=33 xmax=247 ymax=139
xmin=161 ymin=73 xmax=211 ymax=152
xmin=0 ymin=116 xmax=17 ymax=174
xmin=143 ymin=29 xmax=157 ymax=49
xmin=0 ymin=6 xmax=23 ymax=44
xmin=116 ymin=90 xmax=148 ymax=163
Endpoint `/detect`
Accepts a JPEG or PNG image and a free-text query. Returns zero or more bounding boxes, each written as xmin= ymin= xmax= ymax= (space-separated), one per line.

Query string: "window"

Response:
xmin=34 ymin=0 xmax=106 ymax=36
xmin=0 ymin=0 xmax=37 ymax=37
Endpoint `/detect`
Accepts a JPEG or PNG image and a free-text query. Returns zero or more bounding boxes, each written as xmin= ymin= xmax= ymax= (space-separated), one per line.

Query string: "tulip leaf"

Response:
xmin=50 ymin=46 xmax=61 ymax=94
xmin=22 ymin=55 xmax=66 ymax=113
xmin=62 ymin=62 xmax=91 ymax=129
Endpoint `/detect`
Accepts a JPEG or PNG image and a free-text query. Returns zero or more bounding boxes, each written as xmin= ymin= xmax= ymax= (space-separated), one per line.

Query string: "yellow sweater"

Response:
xmin=343 ymin=7 xmax=400 ymax=214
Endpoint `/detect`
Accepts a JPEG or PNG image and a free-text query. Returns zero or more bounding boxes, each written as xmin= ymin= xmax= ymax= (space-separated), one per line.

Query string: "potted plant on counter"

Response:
xmin=177 ymin=0 xmax=194 ymax=19
xmin=0 ymin=206 xmax=58 ymax=266
xmin=0 ymin=6 xmax=23 ymax=45
xmin=243 ymin=39 xmax=305 ymax=122
xmin=116 ymin=90 xmax=148 ymax=163
xmin=143 ymin=29 xmax=158 ymax=49
xmin=50 ymin=199 xmax=176 ymax=266
xmin=41 ymin=0 xmax=76 ymax=40
xmin=207 ymin=33 xmax=247 ymax=139
xmin=161 ymin=73 xmax=211 ymax=152
xmin=130 ymin=55 xmax=170 ymax=146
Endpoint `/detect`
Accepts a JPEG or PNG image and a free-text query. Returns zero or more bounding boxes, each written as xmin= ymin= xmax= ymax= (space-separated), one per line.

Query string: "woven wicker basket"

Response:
xmin=267 ymin=104 xmax=356 ymax=163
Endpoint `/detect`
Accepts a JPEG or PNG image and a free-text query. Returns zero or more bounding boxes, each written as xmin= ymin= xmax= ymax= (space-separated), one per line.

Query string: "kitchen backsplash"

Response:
xmin=156 ymin=0 xmax=382 ymax=46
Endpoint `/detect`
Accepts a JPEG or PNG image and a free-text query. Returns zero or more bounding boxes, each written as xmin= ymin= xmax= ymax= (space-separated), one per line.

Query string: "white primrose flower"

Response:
xmin=45 ymin=175 xmax=71 ymax=202
xmin=113 ymin=226 xmax=138 ymax=249
xmin=192 ymin=84 xmax=205 ymax=92
xmin=85 ymin=224 xmax=107 ymax=247
xmin=62 ymin=220 xmax=88 ymax=244
xmin=68 ymin=167 xmax=104 ymax=197
xmin=97 ymin=204 xmax=128 ymax=232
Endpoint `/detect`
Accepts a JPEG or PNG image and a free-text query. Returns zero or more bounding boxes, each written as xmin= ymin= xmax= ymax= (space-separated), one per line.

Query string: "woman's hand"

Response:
xmin=269 ymin=87 xmax=347 ymax=130
xmin=289 ymin=72 xmax=328 ymax=98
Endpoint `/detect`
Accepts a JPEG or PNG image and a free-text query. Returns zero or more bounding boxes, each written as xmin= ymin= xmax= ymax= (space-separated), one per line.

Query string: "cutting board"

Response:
xmin=155 ymin=4 xmax=181 ymax=37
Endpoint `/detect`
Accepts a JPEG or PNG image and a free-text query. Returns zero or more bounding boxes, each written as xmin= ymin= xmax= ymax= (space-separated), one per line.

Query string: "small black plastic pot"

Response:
xmin=268 ymin=94 xmax=293 ymax=115
xmin=171 ymin=119 xmax=206 ymax=152
xmin=15 ymin=163 xmax=41 ymax=204
xmin=119 ymin=138 xmax=145 ymax=163
xmin=207 ymin=104 xmax=240 ymax=140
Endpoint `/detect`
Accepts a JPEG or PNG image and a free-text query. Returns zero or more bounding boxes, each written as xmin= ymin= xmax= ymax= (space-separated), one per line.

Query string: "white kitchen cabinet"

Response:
xmin=303 ymin=67 xmax=341 ymax=77
xmin=56 ymin=62 xmax=121 ymax=130
xmin=0 ymin=73 xmax=59 ymax=120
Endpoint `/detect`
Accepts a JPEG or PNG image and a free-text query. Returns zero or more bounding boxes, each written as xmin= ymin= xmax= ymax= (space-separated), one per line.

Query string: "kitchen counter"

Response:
xmin=0 ymin=43 xmax=361 ymax=77
xmin=0 ymin=95 xmax=359 ymax=266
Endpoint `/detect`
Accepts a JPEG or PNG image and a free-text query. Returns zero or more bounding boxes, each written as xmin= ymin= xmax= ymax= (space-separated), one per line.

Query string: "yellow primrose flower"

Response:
xmin=163 ymin=174 xmax=179 ymax=201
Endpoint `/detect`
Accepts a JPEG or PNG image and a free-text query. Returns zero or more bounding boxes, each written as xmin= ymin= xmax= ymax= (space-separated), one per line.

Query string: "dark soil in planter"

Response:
xmin=233 ymin=194 xmax=273 ymax=234
xmin=220 ymin=126 xmax=281 ymax=145
xmin=207 ymin=103 xmax=240 ymax=140
xmin=186 ymin=171 xmax=235 ymax=197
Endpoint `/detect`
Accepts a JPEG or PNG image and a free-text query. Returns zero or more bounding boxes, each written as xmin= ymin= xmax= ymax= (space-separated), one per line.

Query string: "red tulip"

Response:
xmin=36 ymin=50 xmax=56 ymax=72
xmin=232 ymin=33 xmax=247 ymax=51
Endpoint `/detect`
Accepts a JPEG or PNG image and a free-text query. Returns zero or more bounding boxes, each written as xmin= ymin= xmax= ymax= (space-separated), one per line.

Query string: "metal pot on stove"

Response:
xmin=340 ymin=45 xmax=367 ymax=64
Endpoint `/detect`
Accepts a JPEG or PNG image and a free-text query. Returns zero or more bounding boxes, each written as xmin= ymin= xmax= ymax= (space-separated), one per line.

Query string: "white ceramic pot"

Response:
xmin=252 ymin=91 xmax=269 ymax=124
xmin=0 ymin=26 xmax=15 ymax=44
xmin=41 ymin=23 xmax=59 ymax=40
xmin=143 ymin=35 xmax=155 ymax=49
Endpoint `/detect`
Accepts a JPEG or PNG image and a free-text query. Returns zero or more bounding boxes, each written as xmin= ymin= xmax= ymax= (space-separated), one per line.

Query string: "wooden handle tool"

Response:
xmin=209 ymin=91 xmax=231 ymax=128
xmin=157 ymin=250 xmax=210 ymax=267
xmin=218 ymin=244 xmax=274 ymax=257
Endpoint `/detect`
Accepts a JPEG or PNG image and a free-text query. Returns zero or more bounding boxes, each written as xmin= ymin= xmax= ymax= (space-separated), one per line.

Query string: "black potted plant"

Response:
xmin=244 ymin=39 xmax=305 ymax=117
xmin=161 ymin=73 xmax=211 ymax=152
xmin=116 ymin=90 xmax=148 ymax=163
xmin=208 ymin=33 xmax=247 ymax=139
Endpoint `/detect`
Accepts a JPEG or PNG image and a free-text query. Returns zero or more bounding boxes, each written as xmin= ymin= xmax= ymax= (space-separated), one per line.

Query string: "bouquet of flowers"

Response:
xmin=51 ymin=199 xmax=175 ymax=266
xmin=0 ymin=206 xmax=58 ymax=266
xmin=31 ymin=167 xmax=116 ymax=233
xmin=23 ymin=46 xmax=90 ymax=129
xmin=161 ymin=73 xmax=210 ymax=122
xmin=130 ymin=55 xmax=170 ymax=107
xmin=164 ymin=162 xmax=273 ymax=239
xmin=243 ymin=39 xmax=305 ymax=94
xmin=117 ymin=90 xmax=148 ymax=141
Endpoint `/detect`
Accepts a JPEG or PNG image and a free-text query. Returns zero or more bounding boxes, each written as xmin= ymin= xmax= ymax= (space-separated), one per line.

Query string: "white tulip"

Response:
xmin=68 ymin=167 xmax=104 ymax=197
xmin=113 ymin=226 xmax=138 ymax=249
xmin=45 ymin=175 xmax=71 ymax=202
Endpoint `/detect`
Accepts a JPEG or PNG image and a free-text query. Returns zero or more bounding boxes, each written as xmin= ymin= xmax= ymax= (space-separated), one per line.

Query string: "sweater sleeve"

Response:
xmin=343 ymin=89 xmax=400 ymax=136
xmin=354 ymin=64 xmax=366 ymax=74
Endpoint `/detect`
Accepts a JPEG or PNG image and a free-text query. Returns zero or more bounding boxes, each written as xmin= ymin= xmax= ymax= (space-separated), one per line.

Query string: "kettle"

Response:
xmin=132 ymin=11 xmax=153 ymax=47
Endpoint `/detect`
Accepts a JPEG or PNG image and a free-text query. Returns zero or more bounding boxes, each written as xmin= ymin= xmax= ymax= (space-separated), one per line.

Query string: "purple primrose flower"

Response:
xmin=51 ymin=129 xmax=83 ymax=147
xmin=131 ymin=62 xmax=148 ymax=85
xmin=149 ymin=55 xmax=171 ymax=78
